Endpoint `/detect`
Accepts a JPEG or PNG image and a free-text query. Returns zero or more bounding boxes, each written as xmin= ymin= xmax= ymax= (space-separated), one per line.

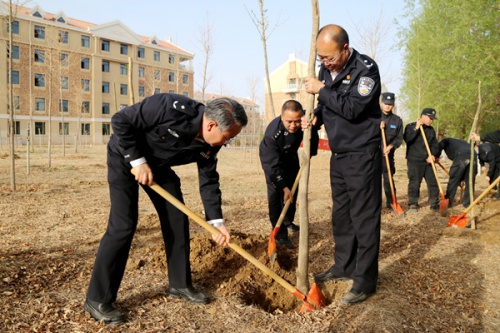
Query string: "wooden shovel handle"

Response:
xmin=436 ymin=161 xmax=450 ymax=176
xmin=381 ymin=126 xmax=397 ymax=197
xmin=131 ymin=170 xmax=300 ymax=295
xmin=462 ymin=175 xmax=500 ymax=215
xmin=419 ymin=126 xmax=445 ymax=194
xmin=275 ymin=167 xmax=303 ymax=229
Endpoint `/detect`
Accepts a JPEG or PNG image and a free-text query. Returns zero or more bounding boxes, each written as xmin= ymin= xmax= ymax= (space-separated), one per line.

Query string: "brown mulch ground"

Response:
xmin=0 ymin=146 xmax=499 ymax=332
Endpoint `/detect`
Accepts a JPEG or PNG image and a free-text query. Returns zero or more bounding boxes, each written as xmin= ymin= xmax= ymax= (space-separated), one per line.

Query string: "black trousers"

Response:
xmin=446 ymin=156 xmax=476 ymax=207
xmin=266 ymin=181 xmax=297 ymax=240
xmin=382 ymin=150 xmax=396 ymax=206
xmin=328 ymin=150 xmax=382 ymax=293
xmin=407 ymin=161 xmax=439 ymax=208
xmin=86 ymin=145 xmax=191 ymax=304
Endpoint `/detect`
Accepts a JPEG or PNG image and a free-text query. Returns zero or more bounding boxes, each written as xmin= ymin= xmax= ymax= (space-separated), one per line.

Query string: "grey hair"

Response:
xmin=204 ymin=98 xmax=248 ymax=131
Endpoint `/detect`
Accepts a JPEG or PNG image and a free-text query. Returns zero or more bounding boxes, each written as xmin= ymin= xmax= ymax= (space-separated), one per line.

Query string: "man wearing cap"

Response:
xmin=379 ymin=92 xmax=403 ymax=209
xmin=477 ymin=143 xmax=500 ymax=201
xmin=403 ymin=108 xmax=440 ymax=212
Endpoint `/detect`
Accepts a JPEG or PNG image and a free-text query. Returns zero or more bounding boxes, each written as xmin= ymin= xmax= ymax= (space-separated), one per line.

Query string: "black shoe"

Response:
xmin=430 ymin=205 xmax=439 ymax=212
xmin=287 ymin=223 xmax=300 ymax=232
xmin=168 ymin=287 xmax=210 ymax=304
xmin=408 ymin=205 xmax=418 ymax=212
xmin=276 ymin=238 xmax=294 ymax=249
xmin=340 ymin=289 xmax=375 ymax=305
xmin=314 ymin=269 xmax=352 ymax=283
xmin=84 ymin=299 xmax=124 ymax=324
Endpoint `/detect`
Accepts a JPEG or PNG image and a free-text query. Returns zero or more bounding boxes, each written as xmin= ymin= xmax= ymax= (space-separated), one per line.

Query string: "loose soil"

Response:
xmin=0 ymin=146 xmax=499 ymax=332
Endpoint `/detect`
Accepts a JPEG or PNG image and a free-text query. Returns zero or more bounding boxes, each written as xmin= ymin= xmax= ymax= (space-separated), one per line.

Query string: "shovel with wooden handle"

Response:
xmin=419 ymin=126 xmax=449 ymax=215
xmin=381 ymin=126 xmax=405 ymax=217
xmin=268 ymin=167 xmax=302 ymax=265
xmin=448 ymin=175 xmax=500 ymax=228
xmin=131 ymin=170 xmax=325 ymax=312
xmin=436 ymin=160 xmax=465 ymax=203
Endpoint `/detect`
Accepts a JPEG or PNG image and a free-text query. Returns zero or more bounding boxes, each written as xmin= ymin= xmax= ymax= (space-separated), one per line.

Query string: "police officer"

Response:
xmin=84 ymin=93 xmax=247 ymax=324
xmin=477 ymin=143 xmax=500 ymax=200
xmin=403 ymin=108 xmax=440 ymax=212
xmin=380 ymin=92 xmax=403 ymax=209
xmin=438 ymin=138 xmax=477 ymax=208
xmin=259 ymin=100 xmax=319 ymax=249
xmin=470 ymin=130 xmax=500 ymax=144
xmin=304 ymin=24 xmax=382 ymax=305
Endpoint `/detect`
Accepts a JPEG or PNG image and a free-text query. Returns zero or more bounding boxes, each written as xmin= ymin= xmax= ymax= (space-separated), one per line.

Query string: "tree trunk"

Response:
xmin=468 ymin=81 xmax=481 ymax=230
xmin=258 ymin=0 xmax=276 ymax=124
xmin=8 ymin=0 xmax=16 ymax=190
xmin=297 ymin=0 xmax=319 ymax=293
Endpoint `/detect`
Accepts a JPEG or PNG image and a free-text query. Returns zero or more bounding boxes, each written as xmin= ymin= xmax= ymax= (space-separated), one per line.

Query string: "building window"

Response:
xmin=59 ymin=31 xmax=68 ymax=43
xmin=59 ymin=123 xmax=69 ymax=135
xmin=81 ymin=79 xmax=90 ymax=92
xmin=119 ymin=104 xmax=127 ymax=110
xmin=32 ymin=11 xmax=42 ymax=18
xmin=7 ymin=45 xmax=19 ymax=59
xmin=102 ymin=82 xmax=110 ymax=93
xmin=57 ymin=17 xmax=66 ymax=23
xmin=35 ymin=98 xmax=45 ymax=111
xmin=169 ymin=72 xmax=174 ymax=82
xmin=120 ymin=64 xmax=128 ymax=75
xmin=183 ymin=75 xmax=189 ymax=84
xmin=34 ymin=25 xmax=45 ymax=39
xmin=81 ymin=123 xmax=90 ymax=135
xmin=138 ymin=66 xmax=145 ymax=78
xmin=183 ymin=92 xmax=189 ymax=97
xmin=8 ymin=21 xmax=19 ymax=34
xmin=82 ymin=101 xmax=90 ymax=113
xmin=81 ymin=35 xmax=90 ymax=48
xmin=8 ymin=70 xmax=20 ymax=84
xmin=169 ymin=54 xmax=174 ymax=64
xmin=139 ymin=86 xmax=145 ymax=97
xmin=154 ymin=70 xmax=160 ymax=80
xmin=61 ymin=53 xmax=68 ymax=66
xmin=120 ymin=44 xmax=128 ymax=55
xmin=102 ymin=103 xmax=110 ymax=114
xmin=102 ymin=61 xmax=109 ymax=72
xmin=59 ymin=99 xmax=69 ymax=112
xmin=34 ymin=49 xmax=45 ymax=63
xmin=154 ymin=51 xmax=160 ymax=61
xmin=154 ymin=88 xmax=161 ymax=94
xmin=168 ymin=90 xmax=174 ymax=94
xmin=102 ymin=123 xmax=111 ymax=135
xmin=137 ymin=47 xmax=145 ymax=58
xmin=14 ymin=121 xmax=21 ymax=135
xmin=101 ymin=40 xmax=110 ymax=52
xmin=34 ymin=74 xmax=45 ymax=87
xmin=35 ymin=122 xmax=46 ymax=135
xmin=120 ymin=84 xmax=128 ymax=95
xmin=12 ymin=96 xmax=20 ymax=111
xmin=61 ymin=76 xmax=69 ymax=90
xmin=81 ymin=57 xmax=90 ymax=69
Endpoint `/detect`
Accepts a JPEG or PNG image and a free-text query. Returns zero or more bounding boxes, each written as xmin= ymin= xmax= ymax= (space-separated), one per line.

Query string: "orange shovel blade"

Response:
xmin=299 ymin=283 xmax=326 ymax=313
xmin=448 ymin=213 xmax=468 ymax=228
xmin=267 ymin=227 xmax=280 ymax=262
xmin=439 ymin=194 xmax=449 ymax=217
xmin=390 ymin=196 xmax=405 ymax=217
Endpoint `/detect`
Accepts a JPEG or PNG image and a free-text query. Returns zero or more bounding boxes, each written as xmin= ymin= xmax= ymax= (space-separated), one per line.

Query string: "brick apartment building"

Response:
xmin=0 ymin=3 xmax=194 ymax=146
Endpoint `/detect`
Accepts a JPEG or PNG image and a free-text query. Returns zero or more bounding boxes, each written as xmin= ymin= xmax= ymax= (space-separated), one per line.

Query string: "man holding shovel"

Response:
xmin=259 ymin=100 xmax=319 ymax=249
xmin=380 ymin=92 xmax=403 ymax=210
xmin=403 ymin=108 xmax=440 ymax=212
xmin=84 ymin=93 xmax=247 ymax=324
xmin=304 ymin=24 xmax=382 ymax=305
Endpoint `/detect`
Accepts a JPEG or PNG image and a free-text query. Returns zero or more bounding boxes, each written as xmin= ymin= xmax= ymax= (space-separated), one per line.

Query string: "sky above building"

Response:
xmin=29 ymin=0 xmax=408 ymax=110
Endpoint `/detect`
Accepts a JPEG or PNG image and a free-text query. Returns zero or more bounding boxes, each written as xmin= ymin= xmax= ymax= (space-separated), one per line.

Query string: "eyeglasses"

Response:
xmin=316 ymin=49 xmax=344 ymax=65
xmin=219 ymin=127 xmax=235 ymax=144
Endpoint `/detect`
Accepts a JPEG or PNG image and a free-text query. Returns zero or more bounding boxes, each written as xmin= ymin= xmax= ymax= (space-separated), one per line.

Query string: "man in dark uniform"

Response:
xmin=470 ymin=130 xmax=500 ymax=144
xmin=259 ymin=100 xmax=319 ymax=249
xmin=477 ymin=143 xmax=500 ymax=200
xmin=380 ymin=92 xmax=403 ymax=209
xmin=438 ymin=138 xmax=477 ymax=208
xmin=304 ymin=24 xmax=382 ymax=305
xmin=84 ymin=93 xmax=247 ymax=324
xmin=403 ymin=108 xmax=440 ymax=212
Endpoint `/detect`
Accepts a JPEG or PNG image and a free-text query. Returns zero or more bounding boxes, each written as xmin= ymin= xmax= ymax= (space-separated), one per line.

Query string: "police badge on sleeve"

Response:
xmin=358 ymin=77 xmax=375 ymax=96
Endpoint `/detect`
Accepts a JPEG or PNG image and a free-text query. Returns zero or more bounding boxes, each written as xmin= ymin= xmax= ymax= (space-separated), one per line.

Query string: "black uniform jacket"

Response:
xmin=382 ymin=112 xmax=403 ymax=149
xmin=109 ymin=93 xmax=223 ymax=220
xmin=404 ymin=123 xmax=439 ymax=162
xmin=438 ymin=138 xmax=475 ymax=161
xmin=314 ymin=48 xmax=382 ymax=153
xmin=478 ymin=143 xmax=500 ymax=179
xmin=481 ymin=130 xmax=500 ymax=144
xmin=259 ymin=116 xmax=319 ymax=190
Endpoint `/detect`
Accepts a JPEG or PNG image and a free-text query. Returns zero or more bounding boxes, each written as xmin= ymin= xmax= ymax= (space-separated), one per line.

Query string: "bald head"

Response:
xmin=317 ymin=24 xmax=349 ymax=47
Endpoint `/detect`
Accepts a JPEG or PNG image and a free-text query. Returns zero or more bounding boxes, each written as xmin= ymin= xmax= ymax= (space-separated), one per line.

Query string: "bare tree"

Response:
xmin=246 ymin=0 xmax=284 ymax=124
xmin=197 ymin=13 xmax=215 ymax=103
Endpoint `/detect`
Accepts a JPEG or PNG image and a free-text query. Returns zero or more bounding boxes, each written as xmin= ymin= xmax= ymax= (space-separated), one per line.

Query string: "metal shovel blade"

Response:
xmin=390 ymin=196 xmax=405 ymax=217
xmin=299 ymin=283 xmax=326 ymax=313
